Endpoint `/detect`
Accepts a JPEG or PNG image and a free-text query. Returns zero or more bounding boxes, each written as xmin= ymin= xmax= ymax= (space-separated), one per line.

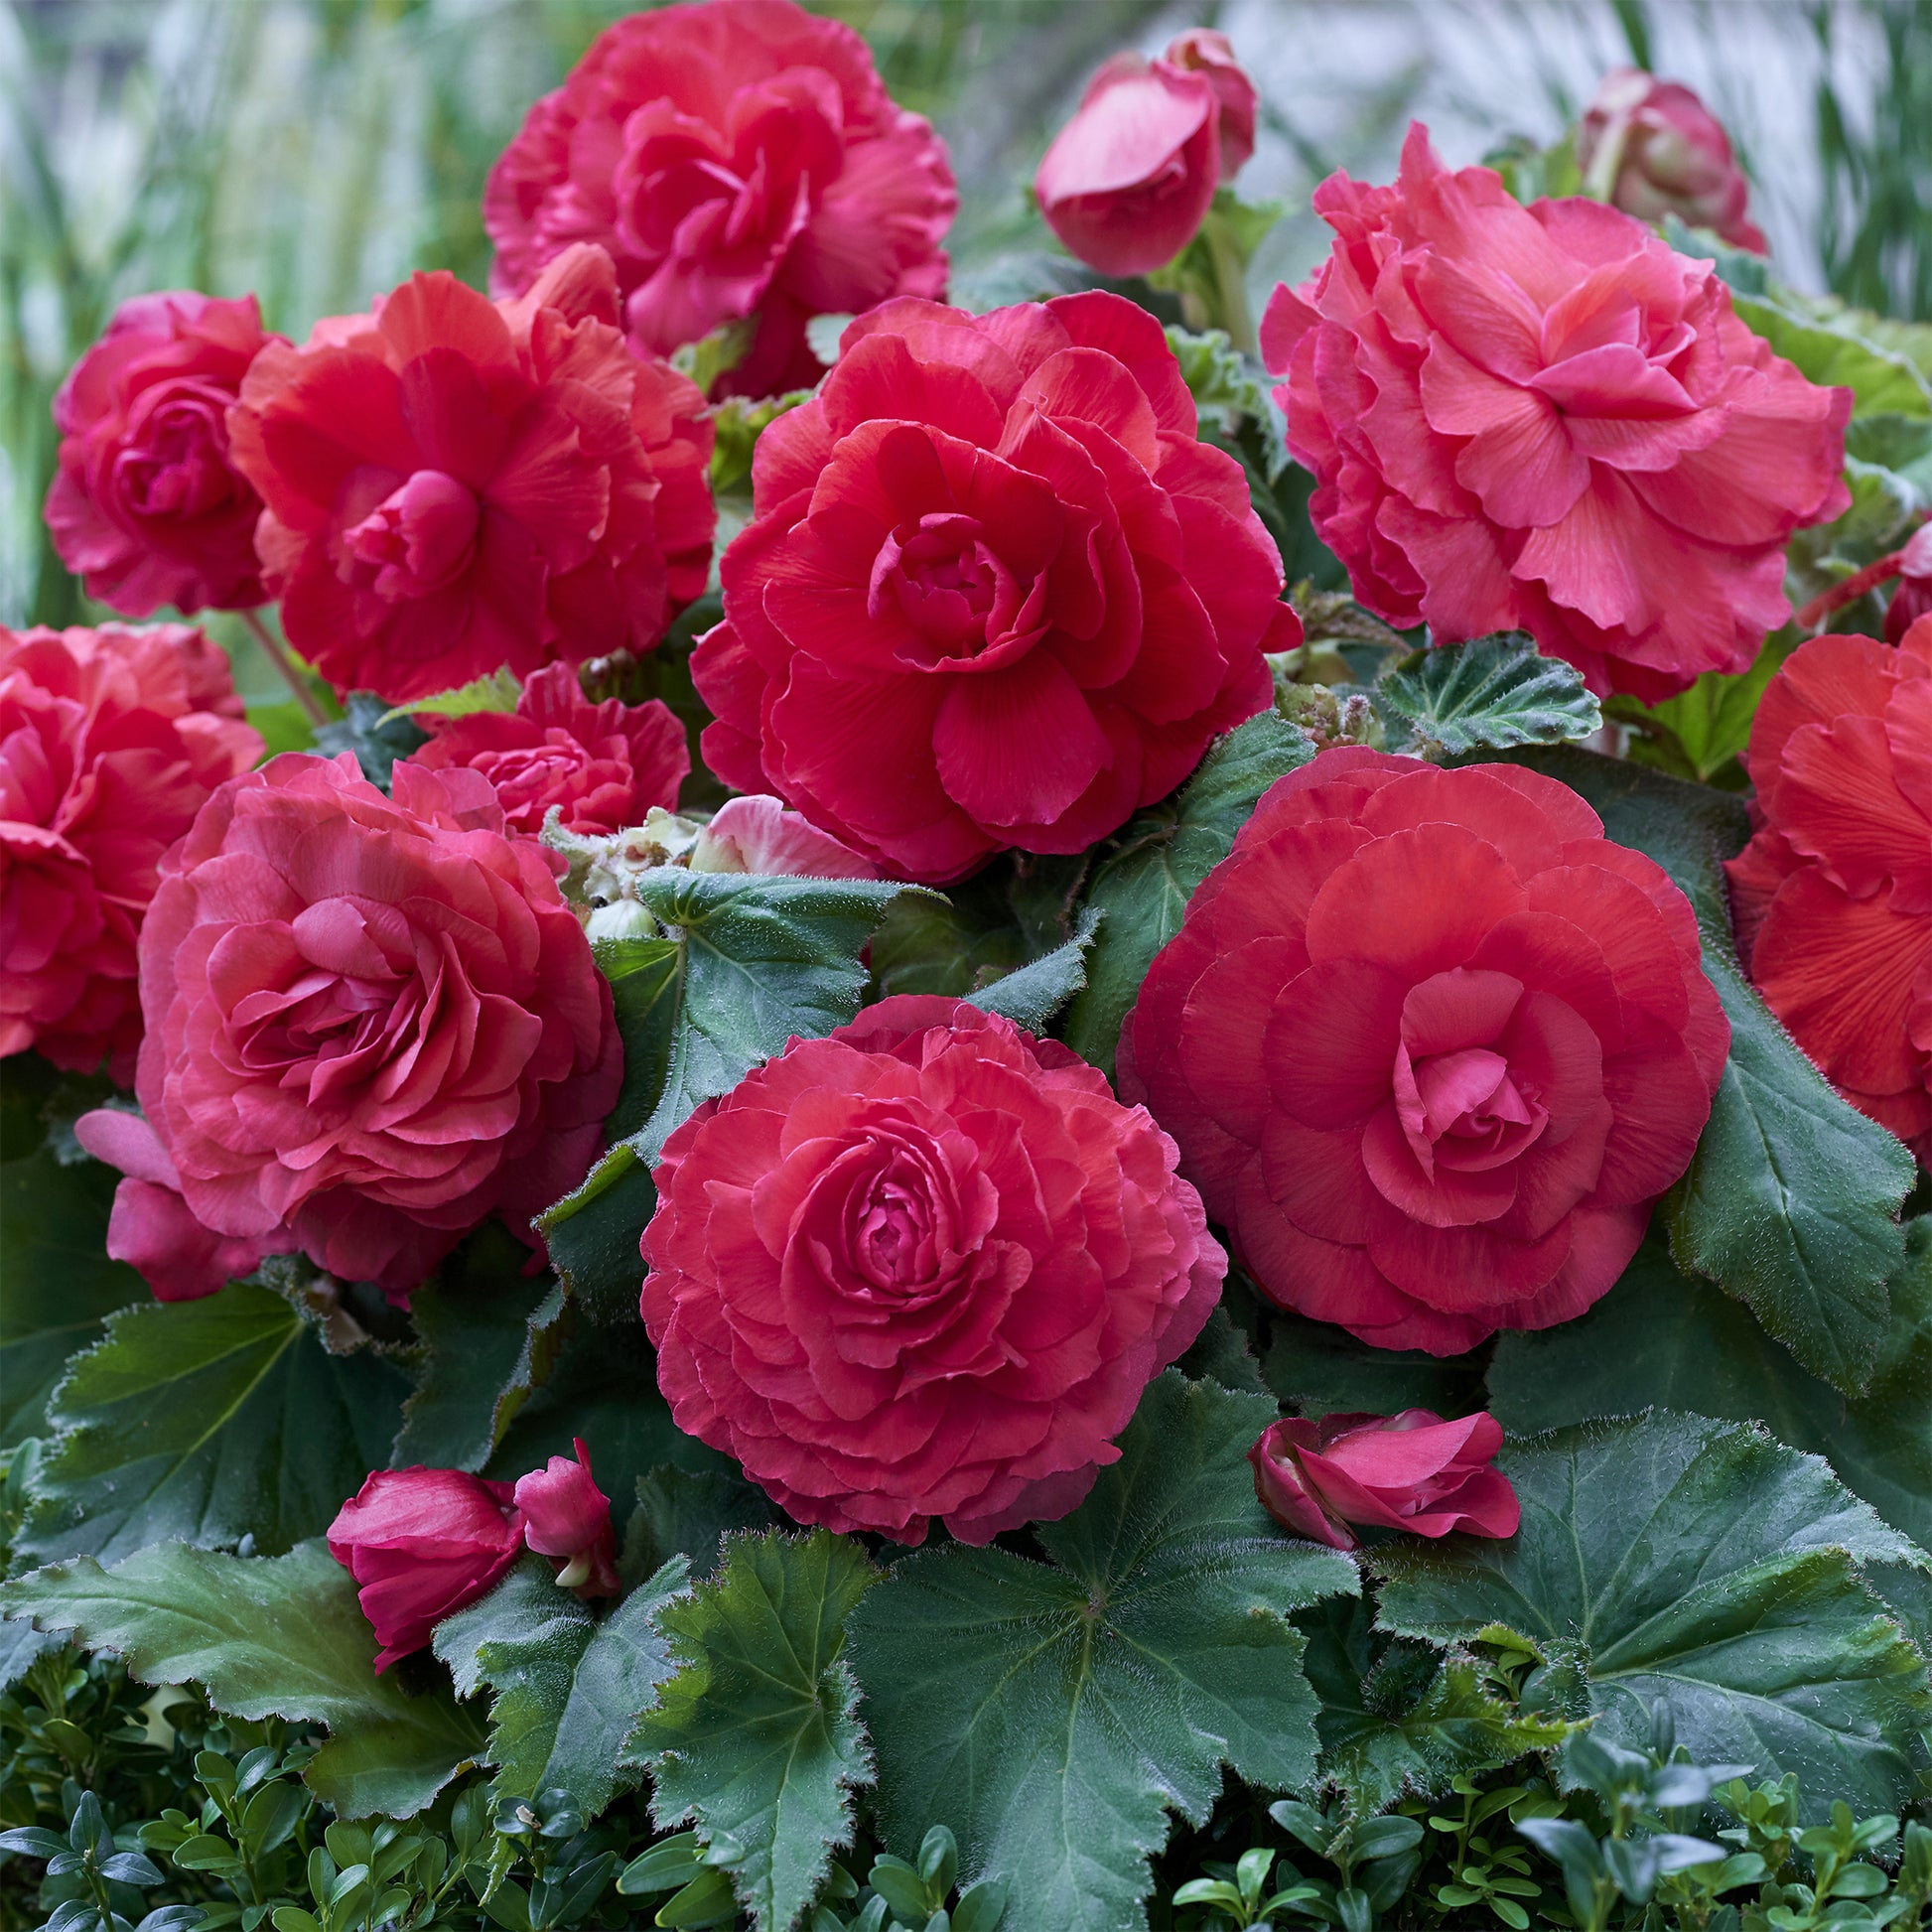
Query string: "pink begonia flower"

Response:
xmin=328 ymin=1468 xmax=525 ymax=1671
xmin=513 ymin=1438 xmax=621 ymax=1597
xmin=1249 ymin=1410 xmax=1520 ymax=1551
xmin=1262 ymin=123 xmax=1850 ymax=702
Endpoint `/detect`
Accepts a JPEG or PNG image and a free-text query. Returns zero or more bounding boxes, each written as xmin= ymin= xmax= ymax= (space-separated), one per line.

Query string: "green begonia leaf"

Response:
xmin=846 ymin=1374 xmax=1358 ymax=1932
xmin=0 ymin=1541 xmax=483 ymax=1816
xmin=1487 ymin=1228 xmax=1932 ymax=1551
xmin=1374 ymin=633 xmax=1600 ymax=757
xmin=1063 ymin=715 xmax=1316 ymax=1077
xmin=0 ymin=1139 xmax=142 ymax=1449
xmin=393 ymin=1240 xmax=569 ymax=1473
xmin=540 ymin=872 xmax=909 ymax=1319
xmin=961 ymin=905 xmax=1100 ymax=1033
xmin=1371 ymin=1412 xmax=1931 ymax=1817
xmin=375 ymin=666 xmax=519 ymax=727
xmin=630 ymin=1529 xmax=879 ymax=1932
xmin=1295 ymin=1595 xmax=1580 ymax=1813
xmin=18 ymin=1284 xmax=407 ymax=1568
xmin=434 ymin=1555 xmax=691 ymax=1817
xmin=1505 ymin=747 xmax=1914 ymax=1393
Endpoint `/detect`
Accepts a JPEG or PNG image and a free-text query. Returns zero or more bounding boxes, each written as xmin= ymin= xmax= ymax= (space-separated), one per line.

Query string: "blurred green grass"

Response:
xmin=4 ymin=0 xmax=1928 ymax=643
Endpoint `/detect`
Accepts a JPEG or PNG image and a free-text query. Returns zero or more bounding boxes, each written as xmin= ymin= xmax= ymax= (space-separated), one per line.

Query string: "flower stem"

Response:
xmin=240 ymin=606 xmax=330 ymax=727
xmin=1203 ymin=208 xmax=1255 ymax=355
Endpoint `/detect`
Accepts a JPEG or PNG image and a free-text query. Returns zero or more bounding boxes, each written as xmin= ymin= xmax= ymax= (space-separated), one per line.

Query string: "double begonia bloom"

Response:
xmin=1 ymin=623 xmax=261 ymax=1081
xmin=1578 ymin=69 xmax=1766 ymax=253
xmin=1725 ymin=621 xmax=1931 ymax=1165
xmin=513 ymin=1438 xmax=621 ymax=1598
xmin=483 ymin=0 xmax=955 ymax=400
xmin=328 ymin=1468 xmax=524 ymax=1671
xmin=132 ymin=753 xmax=621 ymax=1299
xmin=1262 ymin=124 xmax=1851 ymax=702
xmin=46 ymin=292 xmax=279 ymax=617
xmin=227 ymin=245 xmax=714 ymax=705
xmin=692 ymin=293 xmax=1296 ymax=884
xmin=1120 ymin=750 xmax=1728 ymax=1354
xmin=1249 ymin=1409 xmax=1519 ymax=1550
xmin=641 ymin=997 xmax=1224 ymax=1544
xmin=413 ymin=662 xmax=689 ymax=836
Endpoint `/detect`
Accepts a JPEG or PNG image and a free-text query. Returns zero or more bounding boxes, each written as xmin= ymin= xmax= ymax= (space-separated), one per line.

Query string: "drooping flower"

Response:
xmin=641 ymin=997 xmax=1224 ymax=1544
xmin=1262 ymin=124 xmax=1850 ymax=702
xmin=133 ymin=753 xmax=621 ymax=1299
xmin=413 ymin=662 xmax=689 ymax=835
xmin=328 ymin=1468 xmax=524 ymax=1671
xmin=513 ymin=1438 xmax=621 ymax=1597
xmin=227 ymin=245 xmax=714 ymax=705
xmin=1035 ymin=45 xmax=1222 ymax=277
xmin=1120 ymin=749 xmax=1727 ymax=1355
xmin=483 ymin=0 xmax=956 ymax=399
xmin=46 ymin=292 xmax=280 ymax=617
xmin=0 ymin=623 xmax=261 ymax=1081
xmin=1578 ymin=69 xmax=1766 ymax=253
xmin=1725 ymin=621 xmax=1931 ymax=1165
xmin=1249 ymin=1409 xmax=1519 ymax=1550
xmin=692 ymin=293 xmax=1297 ymax=883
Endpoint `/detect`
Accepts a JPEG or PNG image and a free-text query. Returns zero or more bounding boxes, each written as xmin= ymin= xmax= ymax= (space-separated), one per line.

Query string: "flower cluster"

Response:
xmin=18 ymin=2 xmax=1923 ymax=1676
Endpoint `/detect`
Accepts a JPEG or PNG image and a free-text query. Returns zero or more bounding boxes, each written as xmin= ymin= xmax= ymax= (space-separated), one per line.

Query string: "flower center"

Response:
xmin=1393 ymin=1043 xmax=1548 ymax=1178
xmin=117 ymin=393 xmax=239 ymax=520
xmin=873 ymin=512 xmax=1048 ymax=670
xmin=853 ymin=1172 xmax=935 ymax=1291
xmin=345 ymin=471 xmax=480 ymax=600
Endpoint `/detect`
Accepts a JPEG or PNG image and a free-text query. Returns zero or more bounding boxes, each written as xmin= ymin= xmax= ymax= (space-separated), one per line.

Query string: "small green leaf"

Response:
xmin=0 ymin=1137 xmax=143 ymax=1448
xmin=1295 ymin=1596 xmax=1580 ymax=1812
xmin=1165 ymin=328 xmax=1288 ymax=480
xmin=1610 ymin=631 xmax=1796 ymax=786
xmin=312 ymin=693 xmax=428 ymax=792
xmin=393 ymin=1235 xmax=569 ymax=1471
xmin=846 ymin=1374 xmax=1358 ymax=1932
xmin=434 ymin=1555 xmax=691 ymax=1817
xmin=1063 ymin=714 xmax=1316 ymax=1077
xmin=18 ymin=1284 xmax=408 ymax=1568
xmin=1503 ymin=747 xmax=1914 ymax=1395
xmin=540 ymin=873 xmax=912 ymax=1319
xmin=1371 ymin=1413 xmax=1931 ymax=1818
xmin=961 ymin=907 xmax=1100 ymax=1033
xmin=1375 ymin=633 xmax=1600 ymax=757
xmin=629 ymin=1529 xmax=880 ymax=1932
xmin=0 ymin=1542 xmax=483 ymax=1817
xmin=376 ymin=667 xmax=520 ymax=728
xmin=1486 ymin=1229 xmax=1932 ymax=1552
